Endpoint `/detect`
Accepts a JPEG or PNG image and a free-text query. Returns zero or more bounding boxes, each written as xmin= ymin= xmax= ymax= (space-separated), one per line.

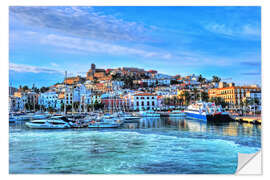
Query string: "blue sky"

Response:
xmin=9 ymin=6 xmax=261 ymax=88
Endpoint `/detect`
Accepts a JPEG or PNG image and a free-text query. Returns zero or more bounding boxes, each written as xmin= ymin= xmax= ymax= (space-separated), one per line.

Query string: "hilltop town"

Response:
xmin=9 ymin=63 xmax=261 ymax=115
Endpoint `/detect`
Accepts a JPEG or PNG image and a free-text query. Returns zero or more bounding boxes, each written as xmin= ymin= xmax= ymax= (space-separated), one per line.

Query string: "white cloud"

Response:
xmin=50 ymin=62 xmax=59 ymax=67
xmin=204 ymin=23 xmax=260 ymax=39
xmin=9 ymin=6 xmax=152 ymax=42
xmin=40 ymin=34 xmax=173 ymax=59
xmin=9 ymin=63 xmax=63 ymax=74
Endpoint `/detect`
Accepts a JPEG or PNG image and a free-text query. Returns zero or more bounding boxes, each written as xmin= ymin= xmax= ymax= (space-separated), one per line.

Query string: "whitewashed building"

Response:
xmin=38 ymin=91 xmax=58 ymax=109
xmin=133 ymin=93 xmax=158 ymax=111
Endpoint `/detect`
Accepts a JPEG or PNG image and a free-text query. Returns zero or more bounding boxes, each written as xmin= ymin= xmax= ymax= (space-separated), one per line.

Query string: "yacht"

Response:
xmin=169 ymin=110 xmax=185 ymax=117
xmin=88 ymin=114 xmax=122 ymax=128
xmin=25 ymin=116 xmax=71 ymax=129
xmin=139 ymin=110 xmax=160 ymax=117
xmin=9 ymin=117 xmax=16 ymax=123
xmin=88 ymin=120 xmax=121 ymax=128
xmin=184 ymin=101 xmax=233 ymax=122
xmin=118 ymin=112 xmax=140 ymax=122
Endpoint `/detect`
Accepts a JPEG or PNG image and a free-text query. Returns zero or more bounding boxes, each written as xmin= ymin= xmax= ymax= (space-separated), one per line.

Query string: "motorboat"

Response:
xmin=139 ymin=110 xmax=160 ymax=117
xmin=169 ymin=110 xmax=185 ymax=117
xmin=88 ymin=114 xmax=122 ymax=128
xmin=88 ymin=120 xmax=121 ymax=128
xmin=9 ymin=117 xmax=16 ymax=123
xmin=117 ymin=112 xmax=141 ymax=122
xmin=25 ymin=116 xmax=71 ymax=129
xmin=184 ymin=101 xmax=233 ymax=122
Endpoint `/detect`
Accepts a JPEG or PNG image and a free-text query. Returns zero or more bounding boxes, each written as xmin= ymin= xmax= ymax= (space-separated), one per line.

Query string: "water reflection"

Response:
xmin=10 ymin=117 xmax=261 ymax=138
xmin=9 ymin=117 xmax=261 ymax=174
xmin=139 ymin=117 xmax=162 ymax=129
xmin=133 ymin=117 xmax=261 ymax=137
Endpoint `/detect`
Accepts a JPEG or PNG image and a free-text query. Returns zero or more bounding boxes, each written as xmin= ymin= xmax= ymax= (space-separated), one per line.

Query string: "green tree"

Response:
xmin=40 ymin=86 xmax=49 ymax=93
xmin=66 ymin=105 xmax=72 ymax=112
xmin=198 ymin=74 xmax=206 ymax=84
xmin=212 ymin=76 xmax=221 ymax=83
xmin=23 ymin=85 xmax=29 ymax=91
xmin=170 ymin=80 xmax=179 ymax=85
xmin=48 ymin=107 xmax=55 ymax=114
xmin=183 ymin=91 xmax=191 ymax=106
xmin=209 ymin=97 xmax=228 ymax=108
xmin=201 ymin=91 xmax=209 ymax=102
xmin=193 ymin=88 xmax=199 ymax=101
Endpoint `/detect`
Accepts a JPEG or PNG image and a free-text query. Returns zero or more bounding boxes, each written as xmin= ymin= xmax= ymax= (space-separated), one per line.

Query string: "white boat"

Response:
xmin=88 ymin=121 xmax=121 ymax=128
xmin=169 ymin=110 xmax=185 ymax=117
xmin=118 ymin=112 xmax=140 ymax=121
xmin=184 ymin=101 xmax=233 ymax=122
xmin=139 ymin=110 xmax=160 ymax=117
xmin=9 ymin=117 xmax=16 ymax=123
xmin=25 ymin=116 xmax=71 ymax=129
xmin=88 ymin=114 xmax=122 ymax=128
xmin=12 ymin=113 xmax=50 ymax=121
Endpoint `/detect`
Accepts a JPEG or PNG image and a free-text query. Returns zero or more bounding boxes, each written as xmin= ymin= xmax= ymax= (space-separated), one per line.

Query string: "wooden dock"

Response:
xmin=234 ymin=116 xmax=261 ymax=124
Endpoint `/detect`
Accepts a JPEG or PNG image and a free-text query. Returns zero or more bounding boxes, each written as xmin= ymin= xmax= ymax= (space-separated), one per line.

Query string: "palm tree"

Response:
xmin=212 ymin=76 xmax=221 ymax=83
xmin=201 ymin=91 xmax=209 ymax=102
xmin=193 ymin=88 xmax=199 ymax=101
xmin=183 ymin=91 xmax=191 ymax=106
xmin=198 ymin=74 xmax=206 ymax=84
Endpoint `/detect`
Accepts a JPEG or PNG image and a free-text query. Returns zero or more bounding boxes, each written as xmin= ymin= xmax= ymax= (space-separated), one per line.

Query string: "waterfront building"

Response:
xmin=101 ymin=94 xmax=128 ymax=111
xmin=133 ymin=93 xmax=158 ymax=111
xmin=208 ymin=84 xmax=261 ymax=108
xmin=38 ymin=91 xmax=59 ymax=109
xmin=245 ymin=90 xmax=261 ymax=111
xmin=9 ymin=95 xmax=26 ymax=112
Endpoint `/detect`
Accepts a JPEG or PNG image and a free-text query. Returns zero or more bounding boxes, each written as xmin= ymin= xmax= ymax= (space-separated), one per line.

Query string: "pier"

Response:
xmin=234 ymin=116 xmax=261 ymax=124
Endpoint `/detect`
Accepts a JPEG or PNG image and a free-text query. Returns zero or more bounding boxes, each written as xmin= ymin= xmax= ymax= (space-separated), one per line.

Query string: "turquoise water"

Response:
xmin=9 ymin=117 xmax=261 ymax=174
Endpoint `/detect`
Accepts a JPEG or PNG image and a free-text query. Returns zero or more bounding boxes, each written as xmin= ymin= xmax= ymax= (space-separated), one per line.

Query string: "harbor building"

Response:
xmin=38 ymin=91 xmax=59 ymax=109
xmin=208 ymin=84 xmax=261 ymax=108
xmin=133 ymin=93 xmax=158 ymax=111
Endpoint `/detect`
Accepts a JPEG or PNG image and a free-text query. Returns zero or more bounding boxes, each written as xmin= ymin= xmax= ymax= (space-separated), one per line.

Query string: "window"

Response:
xmin=147 ymin=101 xmax=150 ymax=106
xmin=152 ymin=101 xmax=155 ymax=106
xmin=141 ymin=102 xmax=144 ymax=106
xmin=141 ymin=97 xmax=144 ymax=99
xmin=152 ymin=97 xmax=154 ymax=99
xmin=147 ymin=97 xmax=149 ymax=99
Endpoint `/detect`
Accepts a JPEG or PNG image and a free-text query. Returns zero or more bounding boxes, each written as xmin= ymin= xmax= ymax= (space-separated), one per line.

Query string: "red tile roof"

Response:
xmin=134 ymin=93 xmax=155 ymax=96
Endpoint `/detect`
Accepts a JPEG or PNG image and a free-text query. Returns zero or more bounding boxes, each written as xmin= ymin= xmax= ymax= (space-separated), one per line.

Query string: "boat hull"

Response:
xmin=185 ymin=112 xmax=207 ymax=122
xmin=185 ymin=112 xmax=233 ymax=122
xmin=88 ymin=123 xmax=120 ymax=128
xmin=25 ymin=122 xmax=70 ymax=129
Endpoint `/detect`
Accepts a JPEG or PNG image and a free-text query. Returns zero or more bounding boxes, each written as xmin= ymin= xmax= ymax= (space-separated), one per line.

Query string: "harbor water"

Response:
xmin=9 ymin=117 xmax=261 ymax=174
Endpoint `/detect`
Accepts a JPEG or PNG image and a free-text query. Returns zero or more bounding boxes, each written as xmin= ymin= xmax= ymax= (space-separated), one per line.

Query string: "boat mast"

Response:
xmin=64 ymin=71 xmax=67 ymax=115
xmin=33 ymin=94 xmax=35 ymax=112
xmin=72 ymin=84 xmax=74 ymax=116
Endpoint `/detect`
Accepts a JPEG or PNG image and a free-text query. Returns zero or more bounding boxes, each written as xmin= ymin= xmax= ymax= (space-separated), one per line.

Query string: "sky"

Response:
xmin=9 ymin=6 xmax=261 ymax=88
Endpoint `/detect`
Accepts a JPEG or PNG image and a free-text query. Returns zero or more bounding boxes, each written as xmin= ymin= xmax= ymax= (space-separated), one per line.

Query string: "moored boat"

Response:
xmin=184 ymin=101 xmax=233 ymax=122
xmin=139 ymin=110 xmax=160 ymax=117
xmin=169 ymin=110 xmax=185 ymax=117
xmin=25 ymin=116 xmax=71 ymax=129
xmin=88 ymin=114 xmax=122 ymax=128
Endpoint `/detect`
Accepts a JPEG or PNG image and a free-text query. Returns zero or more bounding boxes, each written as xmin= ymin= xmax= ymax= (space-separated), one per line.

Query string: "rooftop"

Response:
xmin=134 ymin=93 xmax=156 ymax=96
